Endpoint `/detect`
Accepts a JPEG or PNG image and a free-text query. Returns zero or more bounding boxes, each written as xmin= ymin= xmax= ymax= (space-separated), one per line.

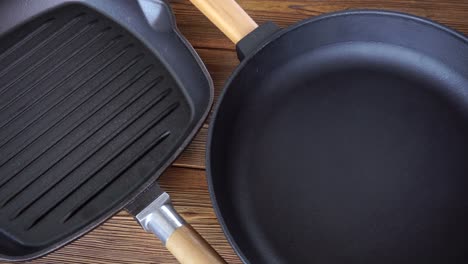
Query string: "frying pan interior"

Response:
xmin=208 ymin=11 xmax=468 ymax=263
xmin=0 ymin=0 xmax=212 ymax=260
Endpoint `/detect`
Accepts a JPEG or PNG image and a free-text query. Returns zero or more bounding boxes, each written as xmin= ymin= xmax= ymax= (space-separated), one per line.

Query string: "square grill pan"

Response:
xmin=0 ymin=0 xmax=213 ymax=260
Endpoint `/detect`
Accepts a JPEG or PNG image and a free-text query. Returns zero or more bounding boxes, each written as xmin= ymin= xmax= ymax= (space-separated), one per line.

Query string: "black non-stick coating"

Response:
xmin=0 ymin=0 xmax=212 ymax=261
xmin=208 ymin=11 xmax=468 ymax=264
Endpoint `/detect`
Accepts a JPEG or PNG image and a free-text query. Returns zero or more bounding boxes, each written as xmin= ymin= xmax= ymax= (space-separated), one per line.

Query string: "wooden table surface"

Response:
xmin=5 ymin=0 xmax=467 ymax=263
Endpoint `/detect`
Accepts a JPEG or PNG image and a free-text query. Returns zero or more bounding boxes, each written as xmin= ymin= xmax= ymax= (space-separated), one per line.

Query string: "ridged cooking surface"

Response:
xmin=0 ymin=5 xmax=191 ymax=246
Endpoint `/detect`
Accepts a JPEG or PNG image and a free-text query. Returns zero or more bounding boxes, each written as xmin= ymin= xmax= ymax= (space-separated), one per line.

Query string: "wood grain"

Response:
xmin=172 ymin=0 xmax=468 ymax=50
xmin=5 ymin=1 xmax=468 ymax=263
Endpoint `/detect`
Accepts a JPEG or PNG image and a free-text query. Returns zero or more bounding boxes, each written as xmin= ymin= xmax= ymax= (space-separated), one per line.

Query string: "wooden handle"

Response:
xmin=166 ymin=225 xmax=226 ymax=264
xmin=189 ymin=0 xmax=258 ymax=43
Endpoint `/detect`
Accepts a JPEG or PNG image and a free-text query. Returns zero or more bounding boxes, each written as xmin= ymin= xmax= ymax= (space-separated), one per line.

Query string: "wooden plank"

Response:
xmin=195 ymin=48 xmax=238 ymax=110
xmin=172 ymin=0 xmax=468 ymax=50
xmin=5 ymin=1 xmax=468 ymax=264
xmin=15 ymin=167 xmax=242 ymax=264
xmin=174 ymin=124 xmax=208 ymax=169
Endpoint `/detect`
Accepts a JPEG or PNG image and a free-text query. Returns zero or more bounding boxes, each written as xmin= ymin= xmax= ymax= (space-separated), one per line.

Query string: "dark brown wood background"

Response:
xmin=4 ymin=0 xmax=468 ymax=263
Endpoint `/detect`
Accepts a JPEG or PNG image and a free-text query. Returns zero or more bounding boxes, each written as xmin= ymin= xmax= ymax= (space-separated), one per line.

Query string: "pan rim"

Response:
xmin=205 ymin=9 xmax=468 ymax=264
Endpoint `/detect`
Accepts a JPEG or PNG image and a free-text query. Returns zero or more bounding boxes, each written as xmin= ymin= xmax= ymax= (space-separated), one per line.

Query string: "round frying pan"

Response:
xmin=190 ymin=0 xmax=468 ymax=263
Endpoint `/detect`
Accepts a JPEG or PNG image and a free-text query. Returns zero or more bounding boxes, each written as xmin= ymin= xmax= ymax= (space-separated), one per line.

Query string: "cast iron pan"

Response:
xmin=190 ymin=0 xmax=468 ymax=263
xmin=0 ymin=0 xmax=224 ymax=262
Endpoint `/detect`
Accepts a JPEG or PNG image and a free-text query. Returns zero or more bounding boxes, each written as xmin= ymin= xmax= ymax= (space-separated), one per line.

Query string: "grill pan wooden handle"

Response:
xmin=131 ymin=190 xmax=226 ymax=264
xmin=189 ymin=0 xmax=258 ymax=43
xmin=166 ymin=225 xmax=226 ymax=264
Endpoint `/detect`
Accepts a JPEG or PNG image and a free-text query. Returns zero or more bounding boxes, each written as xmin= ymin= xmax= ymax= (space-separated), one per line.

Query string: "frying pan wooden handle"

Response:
xmin=189 ymin=0 xmax=258 ymax=43
xmin=166 ymin=225 xmax=226 ymax=264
